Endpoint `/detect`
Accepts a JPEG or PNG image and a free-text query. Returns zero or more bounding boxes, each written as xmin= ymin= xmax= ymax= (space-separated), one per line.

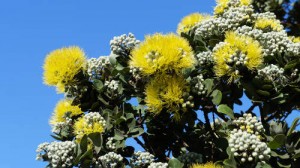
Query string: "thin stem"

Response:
xmin=203 ymin=110 xmax=215 ymax=160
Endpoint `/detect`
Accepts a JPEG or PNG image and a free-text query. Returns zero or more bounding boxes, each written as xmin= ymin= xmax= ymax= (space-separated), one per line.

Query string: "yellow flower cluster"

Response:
xmin=73 ymin=113 xmax=105 ymax=139
xmin=50 ymin=99 xmax=83 ymax=125
xmin=145 ymin=74 xmax=188 ymax=120
xmin=130 ymin=33 xmax=195 ymax=76
xmin=191 ymin=162 xmax=222 ymax=168
xmin=177 ymin=13 xmax=211 ymax=34
xmin=213 ymin=32 xmax=262 ymax=82
xmin=214 ymin=0 xmax=252 ymax=15
xmin=254 ymin=18 xmax=283 ymax=32
xmin=43 ymin=46 xmax=87 ymax=93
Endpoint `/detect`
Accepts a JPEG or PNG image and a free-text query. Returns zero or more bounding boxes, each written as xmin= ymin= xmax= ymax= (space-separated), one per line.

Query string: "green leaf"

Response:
xmin=268 ymin=134 xmax=286 ymax=149
xmin=119 ymin=75 xmax=127 ymax=84
xmin=217 ymin=104 xmax=234 ymax=119
xmin=261 ymin=84 xmax=273 ymax=90
xmin=97 ymin=95 xmax=109 ymax=106
xmin=94 ymin=79 xmax=104 ymax=92
xmin=284 ymin=59 xmax=299 ymax=71
xmin=211 ymin=90 xmax=222 ymax=105
xmin=127 ymin=118 xmax=136 ymax=130
xmin=79 ymin=148 xmax=93 ymax=162
xmin=80 ymin=135 xmax=88 ymax=153
xmin=256 ymin=162 xmax=272 ymax=168
xmin=50 ymin=134 xmax=62 ymax=141
xmin=223 ymin=147 xmax=237 ymax=168
xmin=204 ymin=79 xmax=214 ymax=94
xmin=114 ymin=129 xmax=125 ymax=140
xmin=129 ymin=128 xmax=144 ymax=138
xmin=292 ymin=152 xmax=300 ymax=159
xmin=116 ymin=63 xmax=124 ymax=71
xmin=125 ymin=113 xmax=134 ymax=119
xmin=287 ymin=117 xmax=300 ymax=136
xmin=277 ymin=160 xmax=291 ymax=168
xmin=88 ymin=133 xmax=102 ymax=154
xmin=115 ymin=116 xmax=126 ymax=125
xmin=109 ymin=54 xmax=117 ymax=65
xmin=256 ymin=89 xmax=271 ymax=97
xmin=168 ymin=158 xmax=184 ymax=168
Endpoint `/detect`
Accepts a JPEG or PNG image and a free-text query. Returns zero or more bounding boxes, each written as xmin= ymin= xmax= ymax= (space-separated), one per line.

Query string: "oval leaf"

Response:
xmin=217 ymin=104 xmax=234 ymax=119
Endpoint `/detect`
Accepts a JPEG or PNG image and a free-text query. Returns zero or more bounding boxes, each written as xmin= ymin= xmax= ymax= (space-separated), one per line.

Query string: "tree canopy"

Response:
xmin=37 ymin=0 xmax=300 ymax=167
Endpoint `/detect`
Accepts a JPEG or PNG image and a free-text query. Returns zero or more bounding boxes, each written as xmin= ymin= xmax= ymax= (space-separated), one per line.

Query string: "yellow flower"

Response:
xmin=213 ymin=32 xmax=262 ymax=82
xmin=214 ymin=0 xmax=252 ymax=15
xmin=240 ymin=0 xmax=252 ymax=6
xmin=294 ymin=37 xmax=300 ymax=43
xmin=177 ymin=13 xmax=211 ymax=34
xmin=214 ymin=0 xmax=230 ymax=15
xmin=74 ymin=112 xmax=106 ymax=139
xmin=130 ymin=33 xmax=195 ymax=76
xmin=191 ymin=162 xmax=222 ymax=168
xmin=43 ymin=46 xmax=87 ymax=93
xmin=50 ymin=99 xmax=83 ymax=125
xmin=145 ymin=74 xmax=187 ymax=119
xmin=254 ymin=18 xmax=283 ymax=32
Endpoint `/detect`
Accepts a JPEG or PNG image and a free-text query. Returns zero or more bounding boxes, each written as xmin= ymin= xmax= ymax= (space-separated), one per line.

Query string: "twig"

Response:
xmin=134 ymin=137 xmax=147 ymax=151
xmin=246 ymin=103 xmax=259 ymax=113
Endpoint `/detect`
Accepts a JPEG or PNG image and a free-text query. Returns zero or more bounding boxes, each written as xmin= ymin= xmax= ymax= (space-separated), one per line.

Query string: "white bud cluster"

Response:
xmin=182 ymin=94 xmax=195 ymax=108
xmin=51 ymin=118 xmax=72 ymax=134
xmin=236 ymin=26 xmax=298 ymax=57
xmin=253 ymin=12 xmax=277 ymax=20
xmin=227 ymin=51 xmax=249 ymax=67
xmin=36 ymin=142 xmax=50 ymax=160
xmin=291 ymin=68 xmax=299 ymax=78
xmin=229 ymin=129 xmax=271 ymax=163
xmin=196 ymin=51 xmax=213 ymax=66
xmin=106 ymin=137 xmax=116 ymax=150
xmin=227 ymin=0 xmax=248 ymax=7
xmin=196 ymin=6 xmax=253 ymax=39
xmin=98 ymin=152 xmax=123 ymax=168
xmin=130 ymin=151 xmax=155 ymax=167
xmin=36 ymin=141 xmax=76 ymax=168
xmin=234 ymin=113 xmax=264 ymax=134
xmin=214 ymin=0 xmax=252 ymax=14
xmin=145 ymin=51 xmax=160 ymax=63
xmin=218 ymin=6 xmax=253 ymax=30
xmin=84 ymin=112 xmax=106 ymax=128
xmin=87 ymin=57 xmax=110 ymax=79
xmin=258 ymin=64 xmax=286 ymax=84
xmin=110 ymin=33 xmax=140 ymax=55
xmin=129 ymin=65 xmax=142 ymax=80
xmin=235 ymin=26 xmax=264 ymax=39
xmin=148 ymin=162 xmax=168 ymax=168
xmin=259 ymin=31 xmax=290 ymax=56
xmin=192 ymin=74 xmax=206 ymax=95
xmin=286 ymin=42 xmax=300 ymax=56
xmin=195 ymin=18 xmax=220 ymax=39
xmin=105 ymin=80 xmax=119 ymax=91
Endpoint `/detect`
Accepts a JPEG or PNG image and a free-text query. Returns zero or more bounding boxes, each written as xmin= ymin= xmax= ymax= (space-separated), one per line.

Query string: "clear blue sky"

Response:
xmin=0 ymin=0 xmax=298 ymax=167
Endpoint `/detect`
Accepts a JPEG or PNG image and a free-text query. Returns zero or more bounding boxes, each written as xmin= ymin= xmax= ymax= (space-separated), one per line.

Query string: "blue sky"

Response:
xmin=0 ymin=0 xmax=298 ymax=167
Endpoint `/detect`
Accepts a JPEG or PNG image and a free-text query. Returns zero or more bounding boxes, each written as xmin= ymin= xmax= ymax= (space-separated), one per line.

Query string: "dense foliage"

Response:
xmin=37 ymin=0 xmax=300 ymax=167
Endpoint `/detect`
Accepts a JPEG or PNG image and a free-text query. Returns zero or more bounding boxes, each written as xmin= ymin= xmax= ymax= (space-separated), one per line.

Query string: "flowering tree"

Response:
xmin=36 ymin=0 xmax=300 ymax=167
